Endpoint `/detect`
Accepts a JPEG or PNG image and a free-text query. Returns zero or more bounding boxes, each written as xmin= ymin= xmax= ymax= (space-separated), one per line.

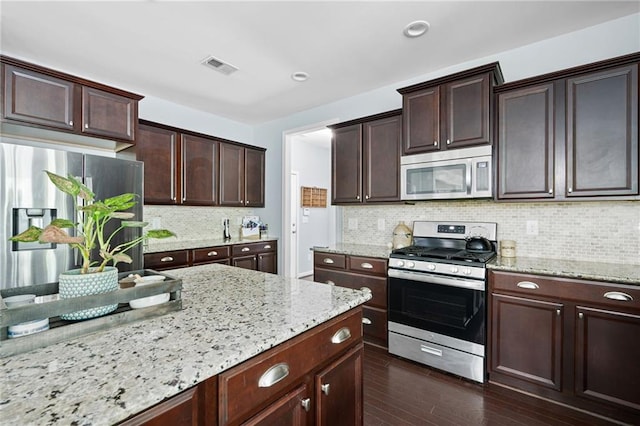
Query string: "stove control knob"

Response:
xmin=406 ymin=261 xmax=415 ymax=268
xmin=396 ymin=260 xmax=405 ymax=267
xmin=450 ymin=266 xmax=459 ymax=274
xmin=427 ymin=264 xmax=436 ymax=271
xmin=463 ymin=268 xmax=472 ymax=275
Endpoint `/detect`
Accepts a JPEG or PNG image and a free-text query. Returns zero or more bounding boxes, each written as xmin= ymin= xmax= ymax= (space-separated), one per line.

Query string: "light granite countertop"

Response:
xmin=311 ymin=243 xmax=392 ymax=260
xmin=145 ymin=236 xmax=278 ymax=254
xmin=488 ymin=256 xmax=640 ymax=286
xmin=0 ymin=264 xmax=370 ymax=425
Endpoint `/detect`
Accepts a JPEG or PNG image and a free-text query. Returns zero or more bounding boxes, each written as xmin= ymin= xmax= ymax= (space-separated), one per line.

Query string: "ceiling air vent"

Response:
xmin=201 ymin=55 xmax=238 ymax=75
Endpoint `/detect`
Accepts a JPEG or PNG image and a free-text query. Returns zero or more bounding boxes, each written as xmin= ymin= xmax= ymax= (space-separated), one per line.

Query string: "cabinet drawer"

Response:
xmin=192 ymin=246 xmax=230 ymax=264
xmin=314 ymin=268 xmax=387 ymax=309
xmin=232 ymin=241 xmax=276 ymax=257
xmin=348 ymin=256 xmax=387 ymax=276
xmin=218 ymin=308 xmax=362 ymax=425
xmin=313 ymin=252 xmax=346 ymax=269
xmin=362 ymin=306 xmax=387 ymax=348
xmin=144 ymin=250 xmax=189 ymax=270
xmin=490 ymin=270 xmax=640 ymax=310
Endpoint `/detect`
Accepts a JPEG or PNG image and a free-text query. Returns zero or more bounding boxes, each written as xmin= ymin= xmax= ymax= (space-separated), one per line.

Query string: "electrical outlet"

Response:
xmin=377 ymin=218 xmax=385 ymax=231
xmin=526 ymin=220 xmax=539 ymax=236
xmin=348 ymin=218 xmax=358 ymax=230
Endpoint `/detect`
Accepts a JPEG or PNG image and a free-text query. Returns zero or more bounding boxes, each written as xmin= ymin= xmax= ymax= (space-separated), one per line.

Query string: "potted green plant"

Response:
xmin=10 ymin=171 xmax=175 ymax=320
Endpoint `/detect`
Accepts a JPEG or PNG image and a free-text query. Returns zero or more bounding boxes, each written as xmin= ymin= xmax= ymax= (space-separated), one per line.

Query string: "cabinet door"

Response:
xmin=331 ymin=124 xmax=362 ymax=204
xmin=137 ymin=124 xmax=179 ymax=205
xmin=575 ymin=306 xmax=640 ymax=411
xmin=181 ymin=134 xmax=217 ymax=205
xmin=566 ymin=64 xmax=638 ymax=197
xmin=402 ymin=86 xmax=440 ymax=154
xmin=315 ymin=343 xmax=363 ymax=426
xmin=81 ymin=86 xmax=136 ymax=141
xmin=119 ymin=387 xmax=199 ymax=426
xmin=3 ymin=64 xmax=75 ymax=130
xmin=490 ymin=294 xmax=563 ymax=391
xmin=219 ymin=143 xmax=245 ymax=206
xmin=257 ymin=252 xmax=277 ymax=274
xmin=363 ymin=114 xmax=401 ymax=202
xmin=444 ymin=73 xmax=491 ymax=149
xmin=242 ymin=384 xmax=309 ymax=426
xmin=233 ymin=255 xmax=257 ymax=271
xmin=245 ymin=148 xmax=265 ymax=207
xmin=497 ymin=83 xmax=555 ymax=199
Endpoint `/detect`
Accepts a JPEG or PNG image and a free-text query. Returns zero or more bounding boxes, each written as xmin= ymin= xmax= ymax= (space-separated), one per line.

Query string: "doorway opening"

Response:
xmin=282 ymin=120 xmax=339 ymax=278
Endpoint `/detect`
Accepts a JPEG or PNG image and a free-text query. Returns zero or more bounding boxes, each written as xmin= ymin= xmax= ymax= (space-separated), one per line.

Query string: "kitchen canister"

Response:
xmin=392 ymin=221 xmax=412 ymax=249
xmin=500 ymin=240 xmax=516 ymax=258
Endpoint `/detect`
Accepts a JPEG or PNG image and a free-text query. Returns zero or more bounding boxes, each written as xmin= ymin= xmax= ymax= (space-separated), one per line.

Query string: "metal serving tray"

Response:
xmin=0 ymin=269 xmax=182 ymax=357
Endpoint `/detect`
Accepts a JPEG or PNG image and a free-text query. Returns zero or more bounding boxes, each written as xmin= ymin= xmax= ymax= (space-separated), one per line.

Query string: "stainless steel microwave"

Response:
xmin=401 ymin=145 xmax=492 ymax=200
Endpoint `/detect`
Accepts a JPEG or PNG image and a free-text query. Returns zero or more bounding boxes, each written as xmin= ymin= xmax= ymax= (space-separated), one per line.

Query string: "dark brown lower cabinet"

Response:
xmin=242 ymin=385 xmax=309 ymax=426
xmin=488 ymin=270 xmax=640 ymax=424
xmin=232 ymin=255 xmax=257 ymax=271
xmin=119 ymin=387 xmax=200 ymax=426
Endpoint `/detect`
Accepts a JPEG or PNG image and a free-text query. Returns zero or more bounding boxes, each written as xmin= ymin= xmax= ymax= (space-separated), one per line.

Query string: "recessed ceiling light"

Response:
xmin=403 ymin=20 xmax=430 ymax=38
xmin=291 ymin=71 xmax=309 ymax=82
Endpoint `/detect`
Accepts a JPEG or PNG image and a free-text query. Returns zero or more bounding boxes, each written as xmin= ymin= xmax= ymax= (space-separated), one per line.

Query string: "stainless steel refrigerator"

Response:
xmin=0 ymin=141 xmax=143 ymax=290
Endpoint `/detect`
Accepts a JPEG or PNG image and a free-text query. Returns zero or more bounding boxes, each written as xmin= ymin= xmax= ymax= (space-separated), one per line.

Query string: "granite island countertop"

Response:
xmin=145 ymin=236 xmax=278 ymax=254
xmin=0 ymin=264 xmax=370 ymax=425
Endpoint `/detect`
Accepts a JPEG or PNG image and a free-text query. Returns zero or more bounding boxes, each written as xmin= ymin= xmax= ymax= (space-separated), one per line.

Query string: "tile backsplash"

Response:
xmin=341 ymin=200 xmax=640 ymax=265
xmin=143 ymin=205 xmax=257 ymax=246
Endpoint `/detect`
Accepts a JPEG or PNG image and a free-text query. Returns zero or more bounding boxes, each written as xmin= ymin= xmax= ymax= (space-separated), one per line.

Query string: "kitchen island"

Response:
xmin=0 ymin=264 xmax=370 ymax=425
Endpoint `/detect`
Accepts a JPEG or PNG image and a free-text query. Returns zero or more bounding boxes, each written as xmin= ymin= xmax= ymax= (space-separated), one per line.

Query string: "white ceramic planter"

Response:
xmin=58 ymin=267 xmax=119 ymax=320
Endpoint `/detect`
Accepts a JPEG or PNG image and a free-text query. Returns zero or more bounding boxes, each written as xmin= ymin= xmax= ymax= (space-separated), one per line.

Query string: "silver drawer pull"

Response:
xmin=207 ymin=251 xmax=218 ymax=256
xmin=420 ymin=345 xmax=443 ymax=357
xmin=321 ymin=383 xmax=330 ymax=395
xmin=517 ymin=281 xmax=539 ymax=289
xmin=323 ymin=258 xmax=334 ymax=264
xmin=604 ymin=291 xmax=633 ymax=302
xmin=264 ymin=245 xmax=271 ymax=249
xmin=301 ymin=398 xmax=311 ymax=412
xmin=160 ymin=256 xmax=174 ymax=262
xmin=258 ymin=363 xmax=289 ymax=388
xmin=360 ymin=262 xmax=373 ymax=269
xmin=325 ymin=280 xmax=335 ymax=286
xmin=241 ymin=247 xmax=250 ymax=252
xmin=331 ymin=327 xmax=351 ymax=344
xmin=362 ymin=317 xmax=372 ymax=325
xmin=360 ymin=286 xmax=371 ymax=293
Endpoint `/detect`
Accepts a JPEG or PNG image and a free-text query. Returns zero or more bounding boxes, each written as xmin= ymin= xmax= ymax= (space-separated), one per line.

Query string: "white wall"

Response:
xmin=254 ymin=13 xmax=640 ymax=248
xmin=291 ymin=138 xmax=334 ymax=276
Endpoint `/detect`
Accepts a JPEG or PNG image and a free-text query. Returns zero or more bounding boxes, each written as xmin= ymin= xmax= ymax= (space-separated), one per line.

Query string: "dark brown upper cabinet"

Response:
xmin=219 ymin=144 xmax=265 ymax=207
xmin=496 ymin=52 xmax=639 ymax=201
xmin=136 ymin=123 xmax=179 ymax=205
xmin=397 ymin=63 xmax=503 ymax=155
xmin=181 ymin=134 xmax=218 ymax=205
xmin=330 ymin=110 xmax=402 ymax=205
xmin=1 ymin=56 xmax=141 ymax=149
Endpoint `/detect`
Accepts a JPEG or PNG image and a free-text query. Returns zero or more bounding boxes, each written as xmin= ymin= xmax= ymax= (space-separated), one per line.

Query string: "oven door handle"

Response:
xmin=388 ymin=268 xmax=485 ymax=292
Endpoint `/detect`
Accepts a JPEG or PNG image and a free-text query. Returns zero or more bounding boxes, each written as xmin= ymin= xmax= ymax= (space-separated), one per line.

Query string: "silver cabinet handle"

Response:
xmin=420 ymin=345 xmax=442 ymax=357
xmin=362 ymin=317 xmax=372 ymax=325
xmin=160 ymin=256 xmax=174 ymax=262
xmin=360 ymin=262 xmax=373 ymax=269
xmin=365 ymin=195 xmax=370 ymax=200
xmin=356 ymin=195 xmax=360 ymax=200
xmin=245 ymin=200 xmax=249 ymax=205
xmin=578 ymin=312 xmax=584 ymax=319
xmin=69 ymin=120 xmax=73 ymax=126
xmin=241 ymin=247 xmax=250 ymax=252
xmin=604 ymin=291 xmax=633 ymax=301
xmin=264 ymin=245 xmax=271 ymax=249
xmin=568 ymin=187 xmax=573 ymax=193
xmin=84 ymin=123 xmax=89 ymax=129
xmin=433 ymin=140 xmax=438 ymax=146
xmin=325 ymin=280 xmax=335 ymax=286
xmin=331 ymin=327 xmax=351 ymax=344
xmin=548 ymin=188 xmax=553 ymax=194
xmin=360 ymin=286 xmax=371 ymax=293
xmin=517 ymin=281 xmax=539 ymax=289
xmin=556 ymin=309 xmax=561 ymax=316
xmin=321 ymin=383 xmax=330 ymax=396
xmin=258 ymin=363 xmax=289 ymax=388
xmin=323 ymin=258 xmax=334 ymax=264
xmin=301 ymin=398 xmax=311 ymax=412
xmin=207 ymin=251 xmax=218 ymax=256
xmin=446 ymin=139 xmax=451 ymax=145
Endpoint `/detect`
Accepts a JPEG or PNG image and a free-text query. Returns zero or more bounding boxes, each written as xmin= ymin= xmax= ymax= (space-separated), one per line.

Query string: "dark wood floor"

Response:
xmin=363 ymin=344 xmax=620 ymax=426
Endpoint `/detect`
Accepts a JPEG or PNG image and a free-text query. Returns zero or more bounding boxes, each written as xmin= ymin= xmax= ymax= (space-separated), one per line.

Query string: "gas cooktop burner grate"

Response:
xmin=391 ymin=245 xmax=496 ymax=263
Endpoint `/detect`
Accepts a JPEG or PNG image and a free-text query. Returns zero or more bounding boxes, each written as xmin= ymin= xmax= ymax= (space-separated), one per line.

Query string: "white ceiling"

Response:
xmin=1 ymin=1 xmax=638 ymax=125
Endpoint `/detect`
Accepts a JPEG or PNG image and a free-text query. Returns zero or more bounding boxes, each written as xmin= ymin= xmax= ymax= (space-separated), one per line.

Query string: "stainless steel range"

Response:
xmin=387 ymin=220 xmax=497 ymax=383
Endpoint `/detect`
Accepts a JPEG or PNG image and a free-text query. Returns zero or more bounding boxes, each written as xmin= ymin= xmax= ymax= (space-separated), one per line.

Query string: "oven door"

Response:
xmin=388 ymin=268 xmax=486 ymax=347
